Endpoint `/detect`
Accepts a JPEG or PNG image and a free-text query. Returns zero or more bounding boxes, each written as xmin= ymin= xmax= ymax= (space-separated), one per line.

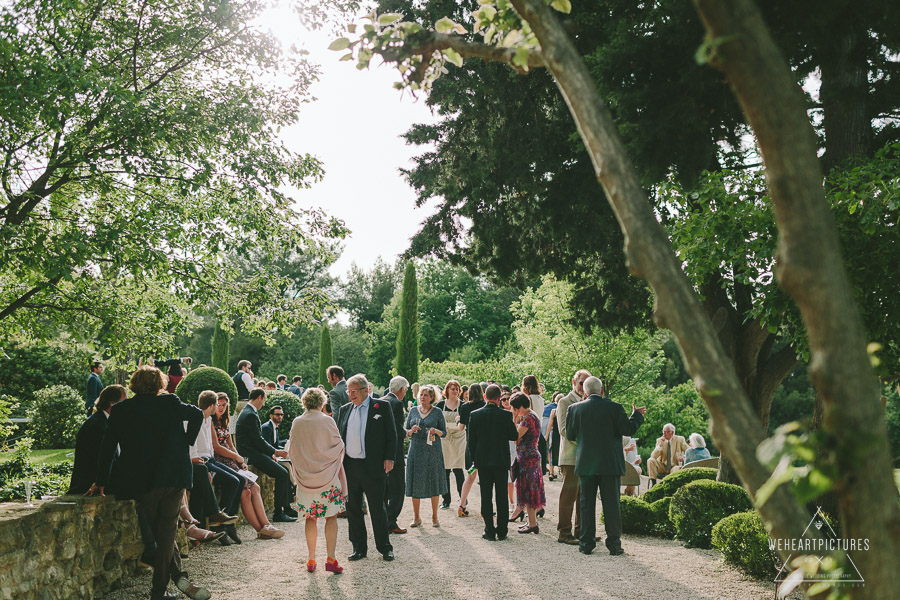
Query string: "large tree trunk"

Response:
xmin=692 ymin=0 xmax=900 ymax=597
xmin=510 ymin=0 xmax=815 ymax=560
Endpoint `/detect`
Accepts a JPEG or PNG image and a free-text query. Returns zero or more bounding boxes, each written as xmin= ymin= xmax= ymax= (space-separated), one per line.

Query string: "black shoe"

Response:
xmin=382 ymin=550 xmax=394 ymax=561
xmin=579 ymin=546 xmax=593 ymax=555
xmin=273 ymin=512 xmax=297 ymax=523
xmin=348 ymin=551 xmax=367 ymax=561
xmin=496 ymin=534 xmax=508 ymax=541
xmin=537 ymin=509 xmax=545 ymax=518
xmin=609 ymin=548 xmax=625 ymax=556
xmin=482 ymin=533 xmax=496 ymax=541
xmin=282 ymin=506 xmax=298 ymax=518
xmin=225 ymin=524 xmax=242 ymax=544
xmin=218 ymin=535 xmax=232 ymax=546
xmin=440 ymin=502 xmax=451 ymax=509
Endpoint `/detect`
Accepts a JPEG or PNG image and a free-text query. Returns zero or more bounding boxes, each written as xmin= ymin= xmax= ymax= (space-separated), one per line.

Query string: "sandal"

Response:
xmin=409 ymin=518 xmax=422 ymax=528
xmin=186 ymin=524 xmax=225 ymax=547
xmin=307 ymin=559 xmax=316 ymax=573
xmin=457 ymin=507 xmax=469 ymax=517
xmin=325 ymin=557 xmax=343 ymax=574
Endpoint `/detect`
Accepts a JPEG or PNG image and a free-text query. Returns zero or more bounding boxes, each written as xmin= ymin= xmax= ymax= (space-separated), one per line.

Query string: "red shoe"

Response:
xmin=325 ymin=557 xmax=343 ymax=574
xmin=306 ymin=560 xmax=316 ymax=573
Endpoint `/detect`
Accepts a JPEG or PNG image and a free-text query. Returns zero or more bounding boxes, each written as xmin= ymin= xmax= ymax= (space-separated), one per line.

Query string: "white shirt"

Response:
xmin=345 ymin=396 xmax=370 ymax=459
xmin=241 ymin=371 xmax=254 ymax=393
xmin=190 ymin=415 xmax=214 ymax=459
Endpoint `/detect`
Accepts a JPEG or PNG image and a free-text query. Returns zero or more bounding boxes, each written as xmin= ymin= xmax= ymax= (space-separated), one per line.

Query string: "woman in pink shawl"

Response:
xmin=287 ymin=388 xmax=348 ymax=574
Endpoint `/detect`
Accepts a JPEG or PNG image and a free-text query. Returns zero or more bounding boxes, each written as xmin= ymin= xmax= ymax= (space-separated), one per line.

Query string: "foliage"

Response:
xmin=0 ymin=339 xmax=100 ymax=413
xmin=0 ymin=0 xmax=350 ymax=356
xmin=174 ymin=367 xmax=239 ymax=413
xmin=641 ymin=467 xmax=718 ymax=503
xmin=395 ymin=262 xmax=419 ymax=383
xmin=25 ymin=385 xmax=83 ymax=449
xmin=669 ymin=479 xmax=754 ymax=548
xmin=258 ymin=322 xmax=367 ymax=385
xmin=634 ymin=383 xmax=713 ymax=459
xmin=768 ymin=363 xmax=816 ymax=435
xmin=0 ymin=438 xmax=74 ymax=501
xmin=339 ymin=259 xmax=402 ymax=331
xmin=211 ymin=321 xmax=230 ymax=372
xmin=318 ymin=325 xmax=333 ymax=390
xmin=0 ymin=394 xmax=17 ymax=440
xmin=261 ymin=390 xmax=304 ymax=442
xmin=885 ymin=384 xmax=900 ymax=467
xmin=418 ymin=357 xmax=519 ymax=388
xmin=650 ymin=496 xmax=676 ymax=538
xmin=604 ymin=495 xmax=674 ymax=538
xmin=712 ymin=511 xmax=778 ymax=580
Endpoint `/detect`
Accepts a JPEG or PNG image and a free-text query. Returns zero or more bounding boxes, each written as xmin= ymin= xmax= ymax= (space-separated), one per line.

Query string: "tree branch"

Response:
xmin=0 ymin=277 xmax=61 ymax=322
xmin=377 ymin=31 xmax=545 ymax=73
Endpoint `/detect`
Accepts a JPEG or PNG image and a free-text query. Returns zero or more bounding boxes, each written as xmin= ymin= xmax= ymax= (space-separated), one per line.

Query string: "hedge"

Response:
xmin=669 ymin=479 xmax=754 ymax=548
xmin=641 ymin=466 xmax=718 ymax=503
xmin=27 ymin=385 xmax=83 ymax=449
xmin=603 ymin=495 xmax=675 ymax=538
xmin=712 ymin=511 xmax=777 ymax=580
xmin=261 ymin=390 xmax=305 ymax=441
xmin=174 ymin=367 xmax=239 ymax=413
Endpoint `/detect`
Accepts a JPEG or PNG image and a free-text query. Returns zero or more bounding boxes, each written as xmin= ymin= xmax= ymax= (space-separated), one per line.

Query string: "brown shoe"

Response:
xmin=557 ymin=535 xmax=579 ymax=545
xmin=207 ymin=511 xmax=238 ymax=526
xmin=257 ymin=525 xmax=285 ymax=539
xmin=335 ymin=510 xmax=348 ymax=518
xmin=390 ymin=527 xmax=407 ymax=534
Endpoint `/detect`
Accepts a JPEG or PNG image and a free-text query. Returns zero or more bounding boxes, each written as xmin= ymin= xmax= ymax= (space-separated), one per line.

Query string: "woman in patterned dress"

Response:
xmin=210 ymin=393 xmax=283 ymax=540
xmin=509 ymin=392 xmax=546 ymax=534
xmin=404 ymin=385 xmax=449 ymax=527
xmin=287 ymin=388 xmax=347 ymax=574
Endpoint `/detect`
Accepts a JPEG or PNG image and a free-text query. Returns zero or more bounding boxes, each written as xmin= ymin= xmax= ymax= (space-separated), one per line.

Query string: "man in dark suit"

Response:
xmin=68 ymin=385 xmax=125 ymax=494
xmin=337 ymin=374 xmax=397 ymax=561
xmin=382 ymin=375 xmax=409 ymax=534
xmin=327 ymin=365 xmax=350 ymax=415
xmin=467 ymin=384 xmax=518 ymax=541
xmin=566 ymin=376 xmax=646 ymax=556
xmin=287 ymin=375 xmax=304 ymax=397
xmin=84 ymin=361 xmax=104 ymax=416
xmin=260 ymin=406 xmax=286 ymax=449
xmin=235 ymin=389 xmax=296 ymax=522
xmin=88 ymin=365 xmax=210 ymax=600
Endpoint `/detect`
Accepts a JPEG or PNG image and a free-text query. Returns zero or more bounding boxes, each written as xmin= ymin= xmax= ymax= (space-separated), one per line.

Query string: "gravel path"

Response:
xmin=101 ymin=477 xmax=785 ymax=600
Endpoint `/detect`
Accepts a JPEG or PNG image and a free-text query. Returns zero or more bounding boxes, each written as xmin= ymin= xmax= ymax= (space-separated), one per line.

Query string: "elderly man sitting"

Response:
xmin=647 ymin=423 xmax=688 ymax=484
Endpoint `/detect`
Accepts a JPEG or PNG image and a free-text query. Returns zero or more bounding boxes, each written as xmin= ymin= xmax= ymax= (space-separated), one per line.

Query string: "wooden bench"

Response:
xmin=683 ymin=457 xmax=719 ymax=470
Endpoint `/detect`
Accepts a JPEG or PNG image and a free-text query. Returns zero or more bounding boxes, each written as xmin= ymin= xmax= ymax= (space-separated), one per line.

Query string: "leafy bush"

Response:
xmin=641 ymin=466 xmax=718 ymax=503
xmin=261 ymin=390 xmax=305 ymax=441
xmin=669 ymin=479 xmax=754 ymax=548
xmin=26 ymin=385 xmax=83 ymax=449
xmin=650 ymin=496 xmax=676 ymax=538
xmin=603 ymin=495 xmax=675 ymax=538
xmin=712 ymin=511 xmax=777 ymax=579
xmin=0 ymin=394 xmax=17 ymax=440
xmin=174 ymin=367 xmax=239 ymax=413
xmin=0 ymin=439 xmax=73 ymax=501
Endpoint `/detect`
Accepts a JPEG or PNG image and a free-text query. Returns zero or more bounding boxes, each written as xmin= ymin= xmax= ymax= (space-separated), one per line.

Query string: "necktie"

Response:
xmin=666 ymin=440 xmax=672 ymax=471
xmin=356 ymin=404 xmax=365 ymax=453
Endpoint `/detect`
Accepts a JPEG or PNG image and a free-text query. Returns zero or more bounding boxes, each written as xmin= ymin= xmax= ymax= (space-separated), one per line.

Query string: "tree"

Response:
xmin=0 ymin=0 xmax=349 ymax=358
xmin=210 ymin=321 xmax=230 ymax=372
xmin=339 ymin=259 xmax=403 ymax=331
xmin=395 ymin=262 xmax=419 ymax=383
xmin=318 ymin=324 xmax=333 ymax=391
xmin=339 ymin=1 xmax=898 ymax=595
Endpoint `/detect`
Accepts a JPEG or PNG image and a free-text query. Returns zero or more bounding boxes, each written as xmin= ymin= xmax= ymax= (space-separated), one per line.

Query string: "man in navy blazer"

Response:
xmin=566 ymin=376 xmax=646 ymax=556
xmin=337 ymin=374 xmax=397 ymax=562
xmin=89 ymin=365 xmax=210 ymax=600
xmin=260 ymin=406 xmax=286 ymax=449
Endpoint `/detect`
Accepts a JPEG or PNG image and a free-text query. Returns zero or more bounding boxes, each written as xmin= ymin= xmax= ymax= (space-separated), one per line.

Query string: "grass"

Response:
xmin=0 ymin=448 xmax=74 ymax=465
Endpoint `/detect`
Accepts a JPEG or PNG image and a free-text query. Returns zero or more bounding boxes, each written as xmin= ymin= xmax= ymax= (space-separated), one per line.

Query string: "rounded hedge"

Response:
xmin=712 ymin=511 xmax=776 ymax=579
xmin=669 ymin=479 xmax=754 ymax=548
xmin=27 ymin=385 xmax=83 ymax=449
xmin=602 ymin=495 xmax=675 ymax=538
xmin=174 ymin=367 xmax=239 ymax=413
xmin=650 ymin=496 xmax=676 ymax=538
xmin=641 ymin=467 xmax=718 ymax=503
xmin=261 ymin=390 xmax=305 ymax=441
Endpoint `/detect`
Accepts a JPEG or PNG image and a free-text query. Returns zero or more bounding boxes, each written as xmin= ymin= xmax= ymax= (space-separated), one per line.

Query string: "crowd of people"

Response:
xmin=71 ymin=359 xmax=714 ymax=600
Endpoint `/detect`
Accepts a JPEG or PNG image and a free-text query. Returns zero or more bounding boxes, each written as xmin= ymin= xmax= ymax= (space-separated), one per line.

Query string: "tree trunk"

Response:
xmin=692 ymin=0 xmax=900 ymax=596
xmin=510 ymin=0 xmax=815 ymax=558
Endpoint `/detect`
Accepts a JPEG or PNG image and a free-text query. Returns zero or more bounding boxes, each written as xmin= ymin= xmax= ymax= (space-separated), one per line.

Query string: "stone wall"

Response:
xmin=0 ymin=495 xmax=143 ymax=600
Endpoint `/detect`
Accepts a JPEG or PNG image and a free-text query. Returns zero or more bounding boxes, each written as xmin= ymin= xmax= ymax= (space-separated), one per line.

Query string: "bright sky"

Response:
xmin=259 ymin=5 xmax=441 ymax=279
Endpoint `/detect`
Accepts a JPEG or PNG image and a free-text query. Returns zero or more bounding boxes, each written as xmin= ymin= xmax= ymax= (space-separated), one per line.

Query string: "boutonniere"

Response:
xmin=373 ymin=403 xmax=380 ymax=410
xmin=373 ymin=414 xmax=382 ymax=420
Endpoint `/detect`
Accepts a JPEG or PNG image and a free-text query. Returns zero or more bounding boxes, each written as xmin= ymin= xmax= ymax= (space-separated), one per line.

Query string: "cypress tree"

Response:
xmin=210 ymin=320 xmax=230 ymax=372
xmin=318 ymin=324 xmax=333 ymax=391
xmin=395 ymin=262 xmax=419 ymax=384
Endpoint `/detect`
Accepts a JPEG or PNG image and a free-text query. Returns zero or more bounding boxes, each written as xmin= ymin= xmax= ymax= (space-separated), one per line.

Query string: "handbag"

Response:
xmin=510 ymin=459 xmax=520 ymax=482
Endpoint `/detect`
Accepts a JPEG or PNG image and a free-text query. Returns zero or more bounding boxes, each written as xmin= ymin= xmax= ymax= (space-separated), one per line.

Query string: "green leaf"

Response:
xmin=443 ymin=48 xmax=464 ymax=68
xmin=550 ymin=0 xmax=572 ymax=14
xmin=756 ymin=455 xmax=793 ymax=507
xmin=328 ymin=37 xmax=350 ymax=51
xmin=347 ymin=24 xmax=357 ymax=34
xmin=435 ymin=17 xmax=458 ymax=34
xmin=512 ymin=46 xmax=530 ymax=69
xmin=339 ymin=53 xmax=354 ymax=62
xmin=378 ymin=13 xmax=403 ymax=25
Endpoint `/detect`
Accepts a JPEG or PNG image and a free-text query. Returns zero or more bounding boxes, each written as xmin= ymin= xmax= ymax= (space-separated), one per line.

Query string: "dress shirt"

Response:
xmin=190 ymin=415 xmax=214 ymax=459
xmin=241 ymin=371 xmax=254 ymax=392
xmin=345 ymin=396 xmax=370 ymax=459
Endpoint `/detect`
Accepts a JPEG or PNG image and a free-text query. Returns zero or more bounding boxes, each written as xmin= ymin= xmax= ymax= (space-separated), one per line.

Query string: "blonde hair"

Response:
xmin=418 ymin=385 xmax=438 ymax=408
xmin=130 ymin=366 xmax=166 ymax=396
xmin=302 ymin=387 xmax=327 ymax=411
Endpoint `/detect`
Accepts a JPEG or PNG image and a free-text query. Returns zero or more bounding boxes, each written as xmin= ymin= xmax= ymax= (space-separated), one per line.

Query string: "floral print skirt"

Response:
xmin=295 ymin=474 xmax=347 ymax=519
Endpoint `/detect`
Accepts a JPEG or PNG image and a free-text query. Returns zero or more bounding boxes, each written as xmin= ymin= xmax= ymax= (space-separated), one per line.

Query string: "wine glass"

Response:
xmin=25 ymin=479 xmax=34 ymax=507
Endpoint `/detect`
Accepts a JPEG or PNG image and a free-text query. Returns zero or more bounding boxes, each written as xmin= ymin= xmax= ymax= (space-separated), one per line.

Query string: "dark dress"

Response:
xmin=405 ymin=407 xmax=449 ymax=498
xmin=549 ymin=410 xmax=561 ymax=467
xmin=213 ymin=421 xmax=253 ymax=490
xmin=515 ymin=412 xmax=546 ymax=509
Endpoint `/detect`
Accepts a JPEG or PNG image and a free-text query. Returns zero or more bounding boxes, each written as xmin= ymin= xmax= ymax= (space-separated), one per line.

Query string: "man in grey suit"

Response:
xmin=555 ymin=369 xmax=590 ymax=544
xmin=566 ymin=376 xmax=646 ymax=556
xmin=327 ymin=365 xmax=350 ymax=415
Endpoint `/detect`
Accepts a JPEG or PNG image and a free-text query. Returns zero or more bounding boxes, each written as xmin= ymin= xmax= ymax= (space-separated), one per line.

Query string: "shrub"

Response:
xmin=261 ymin=390 xmax=305 ymax=441
xmin=0 ymin=394 xmax=17 ymax=439
xmin=0 ymin=340 xmax=100 ymax=414
xmin=615 ymin=495 xmax=656 ymax=535
xmin=0 ymin=439 xmax=73 ymax=501
xmin=650 ymin=496 xmax=676 ymax=538
xmin=641 ymin=466 xmax=718 ymax=503
xmin=26 ymin=385 xmax=83 ymax=449
xmin=712 ymin=511 xmax=777 ymax=580
xmin=174 ymin=367 xmax=239 ymax=413
xmin=669 ymin=479 xmax=754 ymax=548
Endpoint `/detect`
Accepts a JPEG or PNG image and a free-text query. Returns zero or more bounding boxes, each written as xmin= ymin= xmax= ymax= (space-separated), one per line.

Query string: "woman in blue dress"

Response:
xmin=404 ymin=385 xmax=448 ymax=528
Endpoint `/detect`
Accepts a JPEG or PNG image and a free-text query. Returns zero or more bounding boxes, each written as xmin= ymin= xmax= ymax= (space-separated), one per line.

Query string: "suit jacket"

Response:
xmin=68 ymin=411 xmax=109 ymax=494
xmin=467 ymin=403 xmax=518 ymax=469
xmin=235 ymin=404 xmax=277 ymax=460
xmin=261 ymin=419 xmax=285 ymax=449
xmin=565 ymin=395 xmax=644 ymax=477
xmin=650 ymin=434 xmax=689 ymax=468
xmin=329 ymin=380 xmax=350 ymax=415
xmin=383 ymin=392 xmax=407 ymax=462
xmin=288 ymin=384 xmax=304 ymax=397
xmin=337 ymin=397 xmax=397 ymax=477
xmin=555 ymin=389 xmax=584 ymax=466
xmin=96 ymin=393 xmax=203 ymax=499
xmin=85 ymin=372 xmax=104 ymax=411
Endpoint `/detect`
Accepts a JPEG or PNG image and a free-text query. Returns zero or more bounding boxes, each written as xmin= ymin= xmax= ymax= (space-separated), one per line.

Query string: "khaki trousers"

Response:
xmin=556 ymin=465 xmax=582 ymax=538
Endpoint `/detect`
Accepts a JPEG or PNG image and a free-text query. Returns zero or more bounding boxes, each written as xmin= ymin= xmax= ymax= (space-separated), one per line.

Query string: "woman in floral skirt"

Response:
xmin=509 ymin=392 xmax=546 ymax=534
xmin=287 ymin=388 xmax=347 ymax=574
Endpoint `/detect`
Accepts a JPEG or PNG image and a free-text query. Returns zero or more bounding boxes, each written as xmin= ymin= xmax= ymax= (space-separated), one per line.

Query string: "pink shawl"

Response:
xmin=286 ymin=410 xmax=347 ymax=495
